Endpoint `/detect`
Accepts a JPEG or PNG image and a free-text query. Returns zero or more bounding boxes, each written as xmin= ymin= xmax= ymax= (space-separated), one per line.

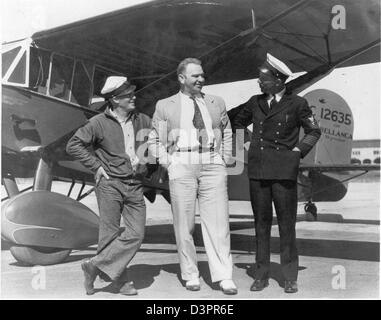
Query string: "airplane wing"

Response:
xmin=299 ymin=164 xmax=380 ymax=172
xmin=30 ymin=0 xmax=380 ymax=116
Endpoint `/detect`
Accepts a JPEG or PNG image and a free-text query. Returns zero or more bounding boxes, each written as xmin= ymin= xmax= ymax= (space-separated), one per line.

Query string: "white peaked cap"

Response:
xmin=266 ymin=53 xmax=292 ymax=77
xmin=101 ymin=76 xmax=128 ymax=95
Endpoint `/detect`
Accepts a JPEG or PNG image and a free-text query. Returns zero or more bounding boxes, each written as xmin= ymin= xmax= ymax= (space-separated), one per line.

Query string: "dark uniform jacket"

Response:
xmin=66 ymin=107 xmax=153 ymax=179
xmin=231 ymin=92 xmax=321 ymax=181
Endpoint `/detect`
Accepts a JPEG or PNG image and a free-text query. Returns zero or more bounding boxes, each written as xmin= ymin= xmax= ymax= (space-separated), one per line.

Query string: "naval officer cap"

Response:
xmin=260 ymin=53 xmax=292 ymax=81
xmin=100 ymin=76 xmax=136 ymax=99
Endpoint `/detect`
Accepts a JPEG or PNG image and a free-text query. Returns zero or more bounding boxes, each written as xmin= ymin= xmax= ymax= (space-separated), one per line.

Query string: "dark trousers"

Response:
xmin=249 ymin=179 xmax=298 ymax=281
xmin=92 ymin=178 xmax=146 ymax=281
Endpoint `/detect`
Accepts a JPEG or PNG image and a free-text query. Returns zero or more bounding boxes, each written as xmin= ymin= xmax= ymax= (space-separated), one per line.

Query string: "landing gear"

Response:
xmin=10 ymin=246 xmax=72 ymax=266
xmin=2 ymin=158 xmax=99 ymax=266
xmin=2 ymin=190 xmax=98 ymax=266
xmin=304 ymin=201 xmax=317 ymax=221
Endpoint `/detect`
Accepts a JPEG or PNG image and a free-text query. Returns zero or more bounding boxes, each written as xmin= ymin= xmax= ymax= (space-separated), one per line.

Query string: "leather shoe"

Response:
xmin=219 ymin=280 xmax=238 ymax=295
xmin=81 ymin=259 xmax=99 ymax=295
xmin=250 ymin=279 xmax=269 ymax=291
xmin=185 ymin=279 xmax=201 ymax=291
xmin=284 ymin=280 xmax=298 ymax=293
xmin=119 ymin=281 xmax=138 ymax=296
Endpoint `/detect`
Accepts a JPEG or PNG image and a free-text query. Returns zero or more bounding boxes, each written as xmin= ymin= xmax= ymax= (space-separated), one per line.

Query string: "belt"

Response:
xmin=176 ymin=146 xmax=215 ymax=153
xmin=109 ymin=174 xmax=142 ymax=184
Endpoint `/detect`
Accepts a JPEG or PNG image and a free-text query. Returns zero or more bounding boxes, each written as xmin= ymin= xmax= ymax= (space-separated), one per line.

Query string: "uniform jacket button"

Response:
xmin=260 ymin=147 xmax=264 ymax=150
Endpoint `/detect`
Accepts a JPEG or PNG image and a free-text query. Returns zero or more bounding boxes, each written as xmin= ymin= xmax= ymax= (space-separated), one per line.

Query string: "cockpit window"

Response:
xmin=29 ymin=48 xmax=93 ymax=106
xmin=2 ymin=40 xmax=29 ymax=87
xmin=29 ymin=46 xmax=51 ymax=94
xmin=49 ymin=53 xmax=74 ymax=100
xmin=2 ymin=46 xmax=21 ymax=77
xmin=7 ymin=51 xmax=27 ymax=84
xmin=71 ymin=61 xmax=92 ymax=106
xmin=3 ymin=40 xmax=122 ymax=109
xmin=92 ymin=67 xmax=113 ymax=97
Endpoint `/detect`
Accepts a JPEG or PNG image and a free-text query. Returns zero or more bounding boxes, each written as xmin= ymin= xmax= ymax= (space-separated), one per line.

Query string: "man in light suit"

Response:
xmin=148 ymin=58 xmax=237 ymax=295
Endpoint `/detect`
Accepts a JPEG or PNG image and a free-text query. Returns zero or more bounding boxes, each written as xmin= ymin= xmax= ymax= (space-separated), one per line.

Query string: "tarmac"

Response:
xmin=1 ymin=178 xmax=379 ymax=300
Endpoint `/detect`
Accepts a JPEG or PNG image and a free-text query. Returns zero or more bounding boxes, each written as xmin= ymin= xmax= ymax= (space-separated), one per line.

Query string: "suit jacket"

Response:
xmin=231 ymin=92 xmax=321 ymax=181
xmin=148 ymin=92 xmax=232 ymax=166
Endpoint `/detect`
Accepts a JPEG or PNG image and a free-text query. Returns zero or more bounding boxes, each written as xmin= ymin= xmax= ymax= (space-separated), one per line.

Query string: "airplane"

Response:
xmin=1 ymin=0 xmax=380 ymax=266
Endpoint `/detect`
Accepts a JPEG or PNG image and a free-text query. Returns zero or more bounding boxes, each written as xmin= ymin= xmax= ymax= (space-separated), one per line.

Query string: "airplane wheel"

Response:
xmin=10 ymin=246 xmax=72 ymax=266
xmin=304 ymin=202 xmax=317 ymax=221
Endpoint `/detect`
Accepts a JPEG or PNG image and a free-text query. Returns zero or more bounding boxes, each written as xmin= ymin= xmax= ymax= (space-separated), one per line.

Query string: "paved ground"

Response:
xmin=1 ymin=181 xmax=379 ymax=300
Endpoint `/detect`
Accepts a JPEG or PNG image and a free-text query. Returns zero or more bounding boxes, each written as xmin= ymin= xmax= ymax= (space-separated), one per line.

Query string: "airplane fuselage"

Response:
xmin=2 ymin=85 xmax=97 ymax=179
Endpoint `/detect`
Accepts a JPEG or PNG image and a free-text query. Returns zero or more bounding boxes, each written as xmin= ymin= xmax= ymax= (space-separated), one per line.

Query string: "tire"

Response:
xmin=10 ymin=246 xmax=72 ymax=266
xmin=304 ymin=203 xmax=318 ymax=221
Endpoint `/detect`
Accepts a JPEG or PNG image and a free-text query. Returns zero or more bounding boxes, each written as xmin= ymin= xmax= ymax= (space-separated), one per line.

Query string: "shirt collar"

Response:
xmin=179 ymin=90 xmax=204 ymax=100
xmin=276 ymin=87 xmax=286 ymax=100
xmin=267 ymin=87 xmax=286 ymax=101
xmin=107 ymin=107 xmax=134 ymax=123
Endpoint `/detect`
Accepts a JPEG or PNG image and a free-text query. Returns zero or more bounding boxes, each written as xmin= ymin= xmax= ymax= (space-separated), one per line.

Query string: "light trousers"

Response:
xmin=168 ymin=160 xmax=233 ymax=282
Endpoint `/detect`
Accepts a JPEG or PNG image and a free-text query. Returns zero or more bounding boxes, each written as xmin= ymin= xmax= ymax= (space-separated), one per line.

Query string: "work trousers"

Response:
xmin=169 ymin=162 xmax=233 ymax=283
xmin=249 ymin=179 xmax=298 ymax=281
xmin=92 ymin=177 xmax=146 ymax=281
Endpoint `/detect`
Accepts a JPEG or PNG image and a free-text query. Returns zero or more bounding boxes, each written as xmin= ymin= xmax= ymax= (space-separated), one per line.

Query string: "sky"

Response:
xmin=1 ymin=0 xmax=380 ymax=140
xmin=1 ymin=0 xmax=153 ymax=42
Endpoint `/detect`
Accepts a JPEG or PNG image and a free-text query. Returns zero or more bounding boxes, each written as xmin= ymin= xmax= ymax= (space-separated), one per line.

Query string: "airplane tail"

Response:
xmin=302 ymin=89 xmax=354 ymax=166
xmin=299 ymin=89 xmax=354 ymax=202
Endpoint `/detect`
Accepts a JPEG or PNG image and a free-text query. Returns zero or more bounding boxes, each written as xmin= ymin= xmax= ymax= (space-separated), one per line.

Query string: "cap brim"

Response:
xmin=114 ymin=85 xmax=136 ymax=98
xmin=101 ymin=83 xmax=136 ymax=99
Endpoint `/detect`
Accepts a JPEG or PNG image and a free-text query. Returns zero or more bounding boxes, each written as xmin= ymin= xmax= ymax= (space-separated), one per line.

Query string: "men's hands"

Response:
xmin=95 ymin=166 xmax=110 ymax=186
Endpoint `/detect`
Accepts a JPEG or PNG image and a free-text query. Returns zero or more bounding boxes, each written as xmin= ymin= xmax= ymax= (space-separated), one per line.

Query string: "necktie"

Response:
xmin=190 ymin=96 xmax=208 ymax=147
xmin=270 ymin=97 xmax=277 ymax=109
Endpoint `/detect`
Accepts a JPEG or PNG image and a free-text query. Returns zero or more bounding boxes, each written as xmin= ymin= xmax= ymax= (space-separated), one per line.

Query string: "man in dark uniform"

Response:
xmin=231 ymin=54 xmax=321 ymax=293
xmin=67 ymin=76 xmax=153 ymax=296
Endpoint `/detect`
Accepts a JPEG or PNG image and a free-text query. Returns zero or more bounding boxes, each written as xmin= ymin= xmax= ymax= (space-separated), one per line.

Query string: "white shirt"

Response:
xmin=267 ymin=87 xmax=286 ymax=107
xmin=177 ymin=91 xmax=215 ymax=149
xmin=109 ymin=109 xmax=139 ymax=168
xmin=168 ymin=92 xmax=223 ymax=167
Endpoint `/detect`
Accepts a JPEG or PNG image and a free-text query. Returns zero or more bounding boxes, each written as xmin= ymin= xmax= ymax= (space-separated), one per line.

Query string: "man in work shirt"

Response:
xmin=67 ymin=76 xmax=152 ymax=296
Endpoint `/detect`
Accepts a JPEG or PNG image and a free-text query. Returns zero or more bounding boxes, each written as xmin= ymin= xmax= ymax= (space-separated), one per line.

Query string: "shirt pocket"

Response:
xmin=285 ymin=112 xmax=297 ymax=126
xmin=109 ymin=158 xmax=127 ymax=167
xmin=284 ymin=112 xmax=298 ymax=135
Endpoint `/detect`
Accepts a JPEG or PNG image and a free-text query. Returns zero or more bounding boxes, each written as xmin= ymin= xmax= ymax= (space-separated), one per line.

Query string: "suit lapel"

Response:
xmin=168 ymin=93 xmax=181 ymax=129
xmin=169 ymin=93 xmax=221 ymax=128
xmin=204 ymin=94 xmax=220 ymax=128
xmin=258 ymin=95 xmax=270 ymax=117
